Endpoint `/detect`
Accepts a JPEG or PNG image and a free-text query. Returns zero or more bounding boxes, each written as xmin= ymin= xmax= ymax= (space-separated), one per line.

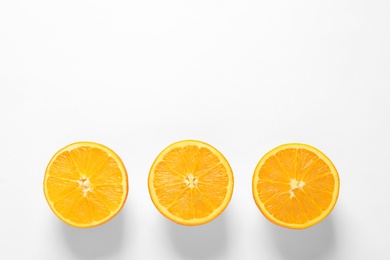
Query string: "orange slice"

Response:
xmin=252 ymin=143 xmax=339 ymax=229
xmin=43 ymin=142 xmax=128 ymax=228
xmin=148 ymin=140 xmax=234 ymax=226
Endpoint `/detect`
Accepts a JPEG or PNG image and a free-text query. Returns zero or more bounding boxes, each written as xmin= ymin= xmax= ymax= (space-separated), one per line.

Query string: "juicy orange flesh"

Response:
xmin=46 ymin=147 xmax=124 ymax=225
xmin=153 ymin=145 xmax=228 ymax=220
xmin=257 ymin=148 xmax=335 ymax=225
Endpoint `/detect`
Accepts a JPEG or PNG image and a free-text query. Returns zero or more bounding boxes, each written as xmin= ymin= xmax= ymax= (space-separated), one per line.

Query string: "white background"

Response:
xmin=1 ymin=0 xmax=390 ymax=259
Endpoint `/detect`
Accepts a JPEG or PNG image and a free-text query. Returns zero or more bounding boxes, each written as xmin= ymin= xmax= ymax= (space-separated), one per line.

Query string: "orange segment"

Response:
xmin=148 ymin=140 xmax=234 ymax=225
xmin=252 ymin=143 xmax=339 ymax=229
xmin=43 ymin=142 xmax=128 ymax=228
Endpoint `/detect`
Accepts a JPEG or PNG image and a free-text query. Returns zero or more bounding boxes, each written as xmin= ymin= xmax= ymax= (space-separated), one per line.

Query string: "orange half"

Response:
xmin=43 ymin=142 xmax=128 ymax=228
xmin=148 ymin=140 xmax=234 ymax=226
xmin=252 ymin=143 xmax=339 ymax=229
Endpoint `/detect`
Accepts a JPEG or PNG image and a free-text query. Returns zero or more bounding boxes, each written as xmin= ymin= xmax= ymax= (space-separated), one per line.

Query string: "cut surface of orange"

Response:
xmin=148 ymin=140 xmax=234 ymax=226
xmin=44 ymin=142 xmax=128 ymax=228
xmin=252 ymin=143 xmax=339 ymax=229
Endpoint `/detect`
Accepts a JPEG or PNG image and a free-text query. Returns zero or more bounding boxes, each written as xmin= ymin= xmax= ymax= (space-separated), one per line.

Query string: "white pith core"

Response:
xmin=184 ymin=173 xmax=198 ymax=188
xmin=289 ymin=178 xmax=305 ymax=198
xmin=78 ymin=176 xmax=92 ymax=196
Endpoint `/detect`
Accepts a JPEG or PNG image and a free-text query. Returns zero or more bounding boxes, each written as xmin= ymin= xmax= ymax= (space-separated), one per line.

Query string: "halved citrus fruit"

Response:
xmin=43 ymin=142 xmax=128 ymax=228
xmin=148 ymin=140 xmax=234 ymax=226
xmin=252 ymin=143 xmax=339 ymax=229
